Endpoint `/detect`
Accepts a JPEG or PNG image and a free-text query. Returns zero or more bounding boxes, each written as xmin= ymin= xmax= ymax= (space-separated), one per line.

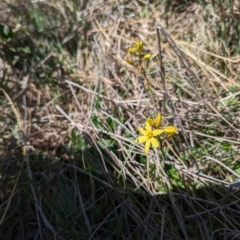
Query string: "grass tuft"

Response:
xmin=1 ymin=0 xmax=240 ymax=239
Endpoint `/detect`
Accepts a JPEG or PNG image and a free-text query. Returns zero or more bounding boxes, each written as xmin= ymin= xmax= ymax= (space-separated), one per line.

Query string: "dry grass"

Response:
xmin=0 ymin=0 xmax=240 ymax=239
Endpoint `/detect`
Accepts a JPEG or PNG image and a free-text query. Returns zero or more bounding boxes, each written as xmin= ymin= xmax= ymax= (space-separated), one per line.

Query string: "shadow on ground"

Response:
xmin=1 ymin=142 xmax=240 ymax=240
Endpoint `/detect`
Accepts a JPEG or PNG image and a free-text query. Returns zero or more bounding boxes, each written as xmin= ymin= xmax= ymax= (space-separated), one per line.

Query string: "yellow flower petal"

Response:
xmin=162 ymin=126 xmax=178 ymax=133
xmin=146 ymin=113 xmax=162 ymax=128
xmin=166 ymin=133 xmax=175 ymax=139
xmin=128 ymin=47 xmax=136 ymax=54
xmin=162 ymin=126 xmax=178 ymax=139
xmin=138 ymin=127 xmax=147 ymax=135
xmin=134 ymin=41 xmax=138 ymax=49
xmin=150 ymin=137 xmax=159 ymax=148
xmin=134 ymin=41 xmax=143 ymax=53
xmin=146 ymin=117 xmax=154 ymax=127
xmin=145 ymin=121 xmax=152 ymax=132
xmin=155 ymin=113 xmax=162 ymax=127
xmin=135 ymin=136 xmax=148 ymax=144
xmin=143 ymin=53 xmax=151 ymax=60
xmin=145 ymin=139 xmax=151 ymax=154
xmin=152 ymin=129 xmax=164 ymax=136
xmin=126 ymin=57 xmax=134 ymax=65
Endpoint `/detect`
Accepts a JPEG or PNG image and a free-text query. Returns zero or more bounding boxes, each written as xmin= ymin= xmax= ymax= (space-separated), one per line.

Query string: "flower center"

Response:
xmin=147 ymin=131 xmax=154 ymax=139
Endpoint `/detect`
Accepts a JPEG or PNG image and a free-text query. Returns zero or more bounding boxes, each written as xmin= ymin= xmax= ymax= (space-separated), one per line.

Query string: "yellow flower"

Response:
xmin=146 ymin=113 xmax=162 ymax=128
xmin=135 ymin=113 xmax=178 ymax=154
xmin=135 ymin=121 xmax=163 ymax=154
xmin=162 ymin=126 xmax=178 ymax=139
xmin=126 ymin=41 xmax=151 ymax=70
xmin=128 ymin=41 xmax=143 ymax=55
xmin=134 ymin=41 xmax=143 ymax=53
xmin=147 ymin=113 xmax=178 ymax=138
xmin=143 ymin=53 xmax=151 ymax=60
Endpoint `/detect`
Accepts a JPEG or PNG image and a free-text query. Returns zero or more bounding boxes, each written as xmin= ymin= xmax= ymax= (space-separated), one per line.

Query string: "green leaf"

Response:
xmin=16 ymin=46 xmax=32 ymax=54
xmin=0 ymin=24 xmax=14 ymax=41
xmin=94 ymin=95 xmax=101 ymax=110
xmin=2 ymin=24 xmax=9 ymax=36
